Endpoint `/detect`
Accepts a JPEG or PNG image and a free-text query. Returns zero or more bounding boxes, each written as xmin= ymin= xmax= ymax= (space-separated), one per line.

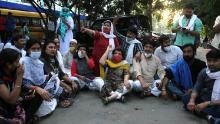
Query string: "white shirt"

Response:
xmin=212 ymin=16 xmax=220 ymax=49
xmin=154 ymin=45 xmax=183 ymax=68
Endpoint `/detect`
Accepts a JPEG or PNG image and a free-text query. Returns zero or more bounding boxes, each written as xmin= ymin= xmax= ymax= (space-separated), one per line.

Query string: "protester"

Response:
xmin=54 ymin=38 xmax=65 ymax=72
xmin=0 ymin=49 xmax=25 ymax=124
xmin=40 ymin=41 xmax=78 ymax=108
xmin=132 ymin=41 xmax=165 ymax=97
xmin=56 ymin=7 xmax=74 ymax=56
xmin=20 ymin=22 xmax=30 ymax=41
xmin=116 ymin=25 xmax=143 ymax=65
xmin=172 ymin=4 xmax=203 ymax=47
xmin=161 ymin=44 xmax=206 ymax=99
xmin=5 ymin=12 xmax=16 ymax=42
xmin=81 ymin=20 xmax=119 ymax=77
xmin=154 ymin=35 xmax=183 ymax=68
xmin=4 ymin=33 xmax=26 ymax=58
xmin=64 ymin=39 xmax=77 ymax=70
xmin=99 ymin=46 xmax=133 ymax=105
xmin=71 ymin=44 xmax=104 ymax=92
xmin=212 ymin=15 xmax=220 ymax=49
xmin=0 ymin=10 xmax=6 ymax=44
xmin=182 ymin=49 xmax=220 ymax=124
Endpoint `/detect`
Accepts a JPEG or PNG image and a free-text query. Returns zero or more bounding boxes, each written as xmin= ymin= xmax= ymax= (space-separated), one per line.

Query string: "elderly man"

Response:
xmin=154 ymin=35 xmax=183 ymax=68
xmin=132 ymin=41 xmax=165 ymax=97
xmin=172 ymin=4 xmax=203 ymax=47
xmin=161 ymin=44 xmax=206 ymax=99
xmin=182 ymin=49 xmax=220 ymax=124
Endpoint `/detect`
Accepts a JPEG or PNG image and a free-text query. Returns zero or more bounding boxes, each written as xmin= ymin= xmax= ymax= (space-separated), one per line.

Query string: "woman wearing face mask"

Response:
xmin=63 ymin=39 xmax=77 ymax=71
xmin=0 ymin=49 xmax=25 ymax=124
xmin=81 ymin=20 xmax=119 ymax=77
xmin=22 ymin=39 xmax=65 ymax=119
xmin=99 ymin=45 xmax=133 ymax=105
xmin=71 ymin=44 xmax=104 ymax=92
xmin=154 ymin=35 xmax=183 ymax=68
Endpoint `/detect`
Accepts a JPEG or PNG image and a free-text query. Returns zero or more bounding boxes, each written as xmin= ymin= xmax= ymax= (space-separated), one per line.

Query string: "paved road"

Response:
xmin=41 ymin=47 xmax=209 ymax=124
xmin=41 ymin=92 xmax=207 ymax=124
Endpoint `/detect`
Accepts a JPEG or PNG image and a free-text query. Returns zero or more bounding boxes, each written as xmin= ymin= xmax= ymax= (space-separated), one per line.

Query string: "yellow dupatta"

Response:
xmin=100 ymin=60 xmax=129 ymax=79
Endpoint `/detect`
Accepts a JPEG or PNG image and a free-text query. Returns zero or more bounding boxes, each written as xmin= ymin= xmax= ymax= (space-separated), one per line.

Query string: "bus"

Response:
xmin=0 ymin=0 xmax=87 ymax=40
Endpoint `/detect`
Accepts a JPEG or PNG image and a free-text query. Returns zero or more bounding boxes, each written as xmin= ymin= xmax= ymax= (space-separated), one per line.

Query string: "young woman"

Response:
xmin=99 ymin=46 xmax=133 ymax=105
xmin=0 ymin=48 xmax=25 ymax=124
xmin=71 ymin=44 xmax=104 ymax=92
xmin=40 ymin=41 xmax=78 ymax=108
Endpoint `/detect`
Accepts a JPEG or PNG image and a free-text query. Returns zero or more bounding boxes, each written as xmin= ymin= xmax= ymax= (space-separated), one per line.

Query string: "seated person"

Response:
xmin=99 ymin=46 xmax=133 ymax=105
xmin=40 ymin=40 xmax=78 ymax=108
xmin=64 ymin=39 xmax=77 ymax=70
xmin=22 ymin=39 xmax=71 ymax=118
xmin=0 ymin=49 xmax=25 ymax=123
xmin=54 ymin=38 xmax=65 ymax=72
xmin=162 ymin=44 xmax=206 ymax=99
xmin=182 ymin=49 xmax=220 ymax=124
xmin=71 ymin=44 xmax=104 ymax=91
xmin=154 ymin=35 xmax=183 ymax=68
xmin=132 ymin=41 xmax=165 ymax=97
xmin=4 ymin=33 xmax=26 ymax=58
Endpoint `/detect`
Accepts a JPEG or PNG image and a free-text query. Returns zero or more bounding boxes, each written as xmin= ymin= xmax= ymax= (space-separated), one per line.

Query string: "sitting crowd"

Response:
xmin=0 ymin=20 xmax=220 ymax=124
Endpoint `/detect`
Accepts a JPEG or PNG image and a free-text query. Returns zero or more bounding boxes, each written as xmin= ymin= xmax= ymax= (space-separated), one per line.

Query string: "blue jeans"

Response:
xmin=167 ymin=81 xmax=184 ymax=97
xmin=182 ymin=94 xmax=220 ymax=119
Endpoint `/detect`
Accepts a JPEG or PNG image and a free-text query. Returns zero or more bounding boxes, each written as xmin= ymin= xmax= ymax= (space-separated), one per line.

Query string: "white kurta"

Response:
xmin=212 ymin=16 xmax=220 ymax=49
xmin=56 ymin=16 xmax=74 ymax=56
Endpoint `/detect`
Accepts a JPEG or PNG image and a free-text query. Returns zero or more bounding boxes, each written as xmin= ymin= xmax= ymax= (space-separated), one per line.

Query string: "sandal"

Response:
xmin=58 ymin=98 xmax=74 ymax=108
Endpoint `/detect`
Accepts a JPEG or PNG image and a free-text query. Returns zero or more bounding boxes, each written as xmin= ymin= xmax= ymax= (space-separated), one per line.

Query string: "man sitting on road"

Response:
xmin=161 ymin=44 xmax=206 ymax=99
xmin=182 ymin=49 xmax=220 ymax=124
xmin=132 ymin=41 xmax=165 ymax=97
xmin=154 ymin=35 xmax=183 ymax=69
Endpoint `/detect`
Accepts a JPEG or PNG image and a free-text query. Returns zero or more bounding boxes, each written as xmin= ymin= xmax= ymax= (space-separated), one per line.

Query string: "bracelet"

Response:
xmin=162 ymin=89 xmax=166 ymax=91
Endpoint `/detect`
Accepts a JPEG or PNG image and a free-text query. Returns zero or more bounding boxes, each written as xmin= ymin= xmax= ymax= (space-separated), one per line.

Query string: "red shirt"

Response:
xmin=71 ymin=58 xmax=95 ymax=77
xmin=92 ymin=31 xmax=119 ymax=76
xmin=0 ymin=16 xmax=6 ymax=31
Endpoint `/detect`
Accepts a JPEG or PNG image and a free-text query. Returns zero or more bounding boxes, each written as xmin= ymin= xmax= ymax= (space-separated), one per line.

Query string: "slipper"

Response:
xmin=58 ymin=98 xmax=73 ymax=108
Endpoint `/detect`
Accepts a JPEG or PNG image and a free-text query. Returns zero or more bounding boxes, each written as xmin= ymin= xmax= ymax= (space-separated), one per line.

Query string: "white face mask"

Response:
xmin=126 ymin=37 xmax=134 ymax=42
xmin=78 ymin=51 xmax=83 ymax=58
xmin=144 ymin=52 xmax=152 ymax=58
xmin=163 ymin=46 xmax=171 ymax=52
xmin=30 ymin=51 xmax=41 ymax=59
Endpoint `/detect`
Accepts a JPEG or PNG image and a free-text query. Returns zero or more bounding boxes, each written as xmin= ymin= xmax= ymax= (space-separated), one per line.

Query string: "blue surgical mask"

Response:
xmin=30 ymin=51 xmax=41 ymax=59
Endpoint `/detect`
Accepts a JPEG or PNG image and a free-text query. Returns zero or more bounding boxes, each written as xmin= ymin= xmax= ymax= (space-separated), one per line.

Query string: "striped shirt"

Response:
xmin=116 ymin=32 xmax=143 ymax=63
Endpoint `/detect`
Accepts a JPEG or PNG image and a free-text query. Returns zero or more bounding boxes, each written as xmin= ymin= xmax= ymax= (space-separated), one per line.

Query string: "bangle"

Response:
xmin=162 ymin=89 xmax=166 ymax=91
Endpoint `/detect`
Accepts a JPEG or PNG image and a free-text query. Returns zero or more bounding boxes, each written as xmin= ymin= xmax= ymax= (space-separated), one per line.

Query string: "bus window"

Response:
xmin=32 ymin=18 xmax=41 ymax=27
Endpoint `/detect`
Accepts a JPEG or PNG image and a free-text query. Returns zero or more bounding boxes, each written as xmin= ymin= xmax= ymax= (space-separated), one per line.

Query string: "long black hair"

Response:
xmin=0 ymin=48 xmax=20 ymax=70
